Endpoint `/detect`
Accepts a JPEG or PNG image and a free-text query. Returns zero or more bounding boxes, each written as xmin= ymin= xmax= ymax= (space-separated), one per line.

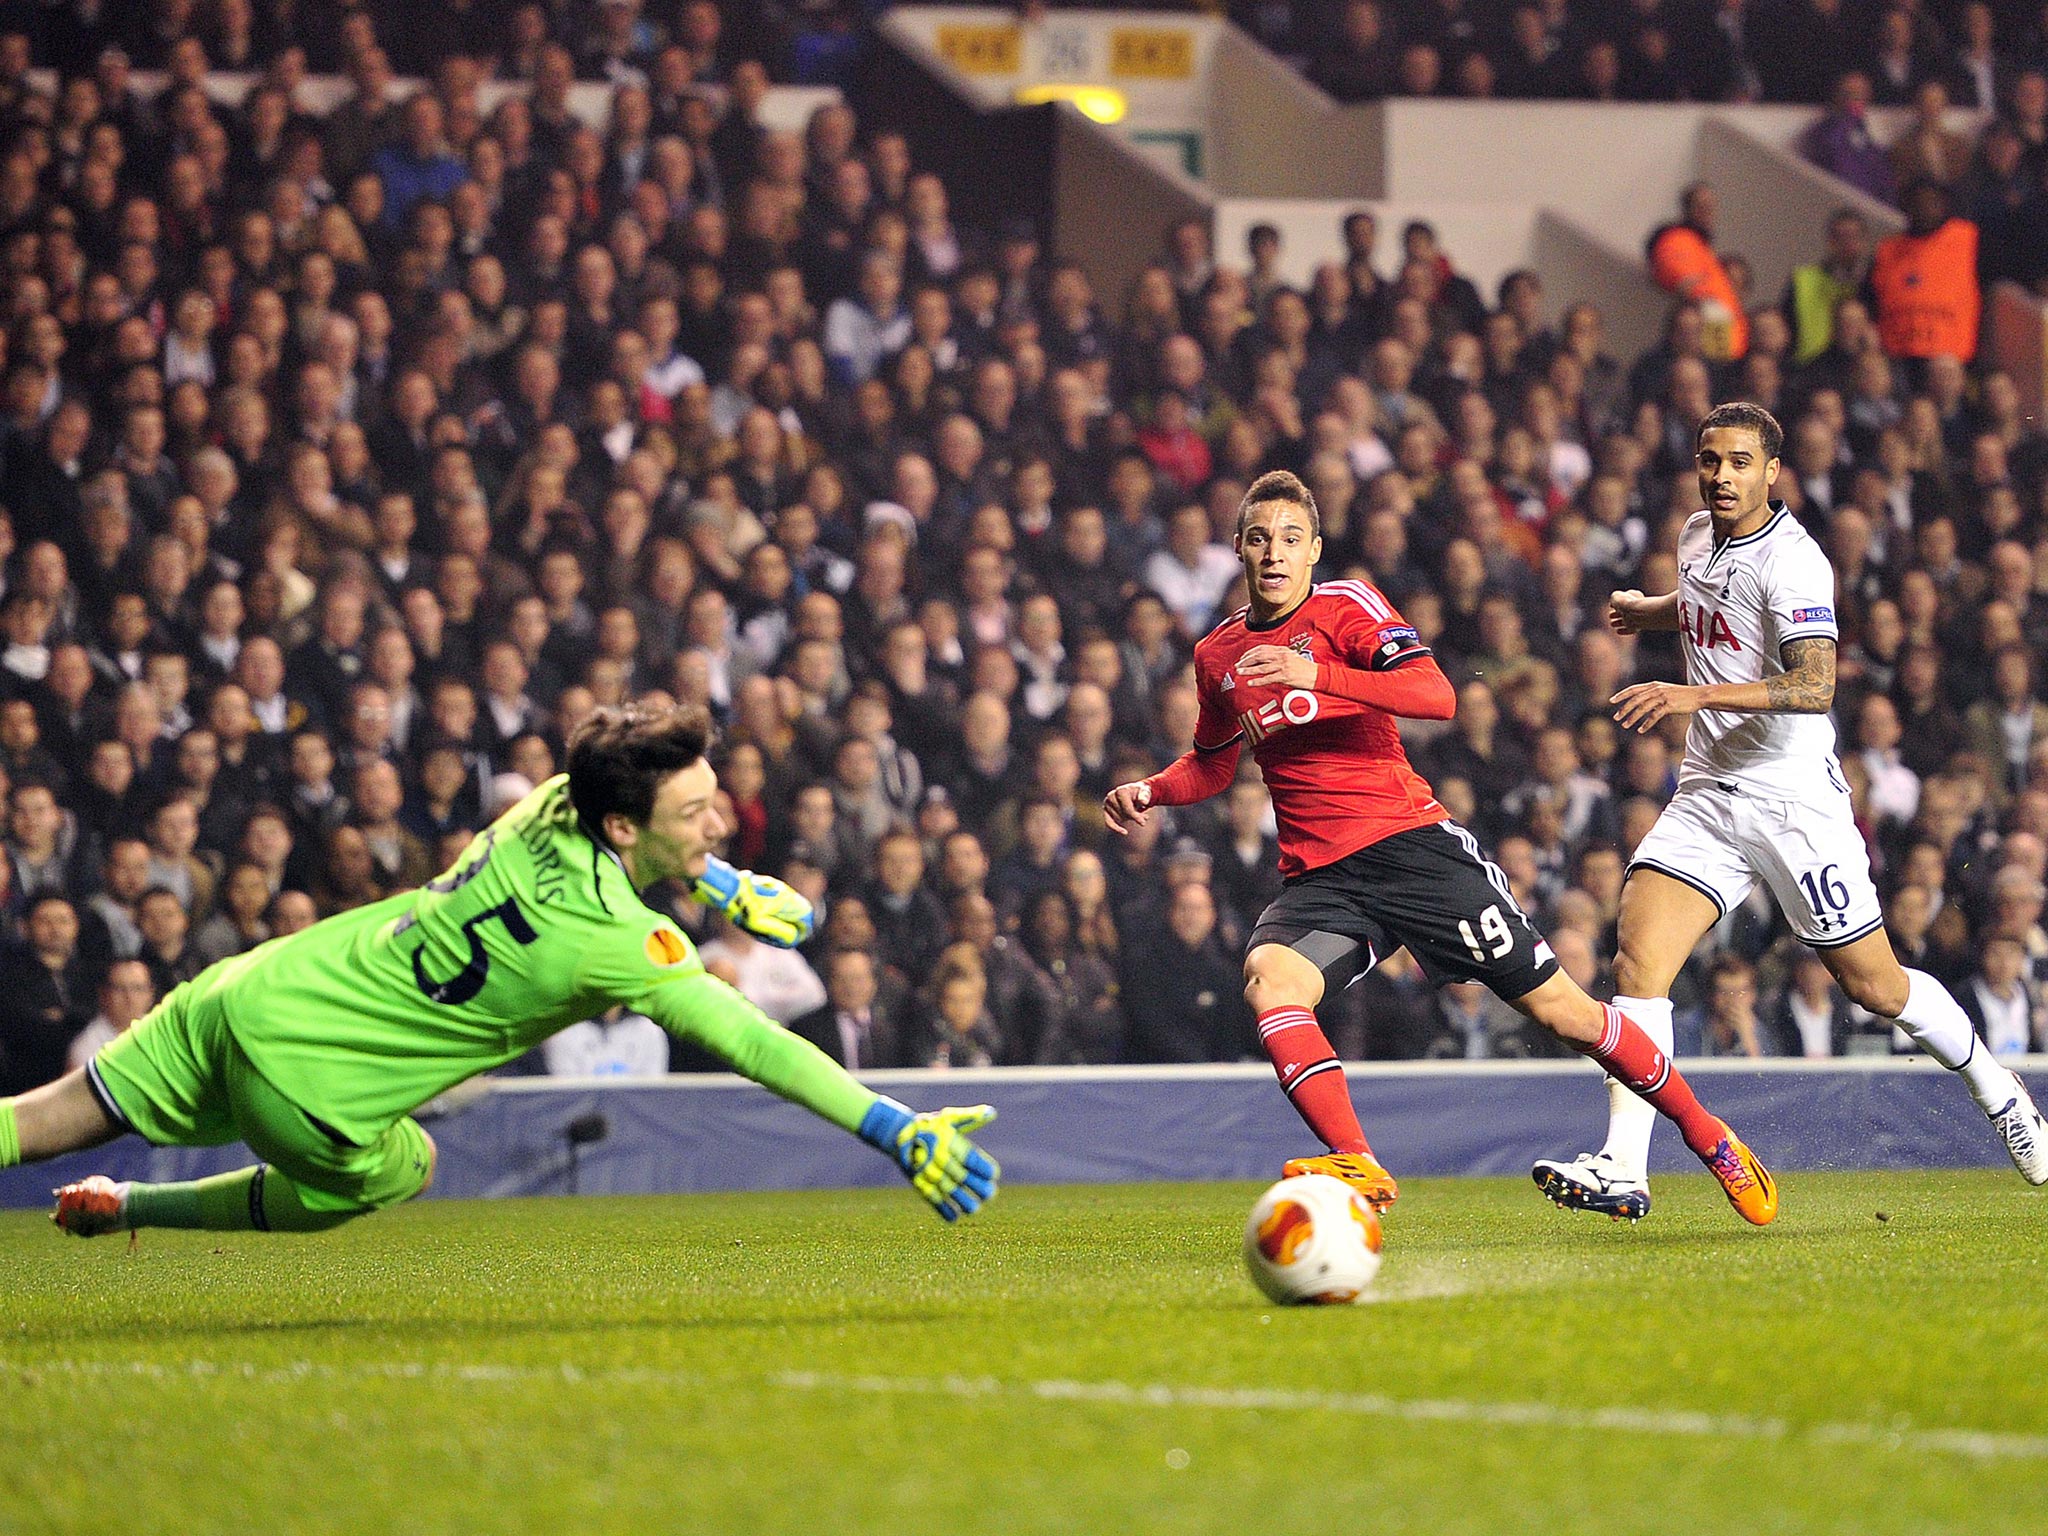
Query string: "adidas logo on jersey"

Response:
xmin=1221 ymin=671 xmax=1236 ymax=691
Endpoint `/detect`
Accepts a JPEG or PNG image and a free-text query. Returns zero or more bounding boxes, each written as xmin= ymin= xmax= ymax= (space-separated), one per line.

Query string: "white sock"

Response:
xmin=1895 ymin=969 xmax=2012 ymax=1112
xmin=1597 ymin=995 xmax=1673 ymax=1178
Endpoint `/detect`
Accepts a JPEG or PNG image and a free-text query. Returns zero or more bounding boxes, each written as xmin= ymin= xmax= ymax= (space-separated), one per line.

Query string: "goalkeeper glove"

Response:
xmin=692 ymin=855 xmax=814 ymax=948
xmin=858 ymin=1098 xmax=1000 ymax=1222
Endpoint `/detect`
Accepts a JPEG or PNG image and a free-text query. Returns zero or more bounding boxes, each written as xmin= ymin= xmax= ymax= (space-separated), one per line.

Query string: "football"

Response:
xmin=1242 ymin=1173 xmax=1385 ymax=1305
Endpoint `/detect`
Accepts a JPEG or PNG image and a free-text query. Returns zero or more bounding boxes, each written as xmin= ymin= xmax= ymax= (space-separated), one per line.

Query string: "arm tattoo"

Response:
xmin=1764 ymin=637 xmax=1836 ymax=713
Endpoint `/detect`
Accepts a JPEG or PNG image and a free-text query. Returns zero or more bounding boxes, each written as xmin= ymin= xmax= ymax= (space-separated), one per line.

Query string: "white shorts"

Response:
xmin=1628 ymin=778 xmax=1884 ymax=949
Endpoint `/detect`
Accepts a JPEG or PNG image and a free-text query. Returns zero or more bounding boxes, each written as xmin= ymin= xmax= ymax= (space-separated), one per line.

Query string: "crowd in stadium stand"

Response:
xmin=1242 ymin=0 xmax=2048 ymax=115
xmin=0 ymin=2 xmax=2043 ymax=1095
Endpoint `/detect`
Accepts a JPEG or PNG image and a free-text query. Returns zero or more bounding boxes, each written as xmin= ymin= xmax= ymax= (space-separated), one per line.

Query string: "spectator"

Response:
xmin=1759 ymin=0 xmax=1859 ymax=104
xmin=1312 ymin=0 xmax=1400 ymax=102
xmin=78 ymin=836 xmax=152 ymax=980
xmin=1646 ymin=183 xmax=1749 ymax=362
xmin=311 ymin=824 xmax=386 ymax=916
xmin=1119 ymin=879 xmax=1254 ymax=1062
xmin=864 ymin=827 xmax=948 ymax=987
xmin=351 ymin=758 xmax=432 ymax=891
xmin=371 ymin=91 xmax=467 ymax=230
xmin=136 ymin=885 xmax=202 ymax=994
xmin=65 ymin=957 xmax=156 ymax=1074
xmin=918 ymin=941 xmax=1003 ymax=1068
xmin=542 ymin=1005 xmax=671 ymax=1077
xmin=191 ymin=861 xmax=275 ymax=966
xmin=1803 ymin=71 xmax=1894 ymax=202
xmin=1061 ymin=846 xmax=1123 ymax=963
xmin=1204 ymin=777 xmax=1284 ymax=938
xmin=1768 ymin=949 xmax=1858 ymax=1057
xmin=1870 ymin=181 xmax=1981 ymax=363
xmin=1782 ymin=208 xmax=1871 ymax=366
xmin=0 ymin=896 xmax=91 ymax=1094
xmin=6 ymin=780 xmax=79 ymax=900
xmin=1960 ymin=934 xmax=2042 ymax=1055
xmin=1427 ymin=978 xmax=1532 ymax=1058
xmin=823 ymin=250 xmax=911 ymax=385
xmin=1864 ymin=5 xmax=1941 ymax=108
xmin=698 ymin=916 xmax=827 ymax=1026
xmin=1144 ymin=503 xmax=1240 ymax=638
xmin=793 ymin=946 xmax=907 ymax=1070
xmin=1964 ymin=645 xmax=2048 ymax=792
xmin=145 ymin=794 xmax=218 ymax=920
xmin=947 ymin=891 xmax=1055 ymax=1061
xmin=1019 ymin=887 xmax=1123 ymax=1065
xmin=1678 ymin=954 xmax=1769 ymax=1057
xmin=267 ymin=889 xmax=319 ymax=937
xmin=1890 ymin=81 xmax=1972 ymax=190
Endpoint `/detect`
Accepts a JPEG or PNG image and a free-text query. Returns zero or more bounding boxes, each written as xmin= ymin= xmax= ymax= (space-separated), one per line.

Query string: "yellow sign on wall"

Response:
xmin=937 ymin=23 xmax=1021 ymax=75
xmin=1109 ymin=27 xmax=1194 ymax=79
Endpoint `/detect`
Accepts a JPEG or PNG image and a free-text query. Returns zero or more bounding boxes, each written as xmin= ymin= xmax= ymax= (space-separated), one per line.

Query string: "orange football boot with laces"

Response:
xmin=1282 ymin=1151 xmax=1399 ymax=1212
xmin=1701 ymin=1129 xmax=1778 ymax=1226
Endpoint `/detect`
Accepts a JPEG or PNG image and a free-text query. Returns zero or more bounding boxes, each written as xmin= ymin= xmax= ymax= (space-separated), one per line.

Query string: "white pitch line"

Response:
xmin=767 ymin=1369 xmax=2048 ymax=1464
xmin=7 ymin=1357 xmax=2044 ymax=1463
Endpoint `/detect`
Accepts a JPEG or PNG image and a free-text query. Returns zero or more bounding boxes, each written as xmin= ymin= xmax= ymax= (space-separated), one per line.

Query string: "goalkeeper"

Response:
xmin=0 ymin=705 xmax=998 ymax=1236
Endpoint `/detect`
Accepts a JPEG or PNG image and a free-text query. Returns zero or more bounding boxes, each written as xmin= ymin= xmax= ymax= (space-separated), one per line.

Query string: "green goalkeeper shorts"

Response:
xmin=90 ymin=980 xmax=433 ymax=1216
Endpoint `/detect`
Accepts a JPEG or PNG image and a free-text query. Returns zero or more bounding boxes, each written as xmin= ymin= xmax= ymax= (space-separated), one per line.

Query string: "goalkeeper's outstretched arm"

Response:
xmin=641 ymin=970 xmax=998 ymax=1221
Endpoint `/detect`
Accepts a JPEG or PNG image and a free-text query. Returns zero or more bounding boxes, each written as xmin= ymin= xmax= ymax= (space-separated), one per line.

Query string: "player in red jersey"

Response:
xmin=1104 ymin=471 xmax=1778 ymax=1224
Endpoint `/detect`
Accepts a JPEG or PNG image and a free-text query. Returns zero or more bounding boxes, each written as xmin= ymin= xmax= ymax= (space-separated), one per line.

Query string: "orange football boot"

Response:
xmin=1283 ymin=1151 xmax=1399 ymax=1212
xmin=1701 ymin=1129 xmax=1778 ymax=1226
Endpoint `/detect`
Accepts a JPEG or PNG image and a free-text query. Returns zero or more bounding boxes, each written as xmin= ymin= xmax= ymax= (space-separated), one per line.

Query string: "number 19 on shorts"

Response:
xmin=1459 ymin=905 xmax=1515 ymax=963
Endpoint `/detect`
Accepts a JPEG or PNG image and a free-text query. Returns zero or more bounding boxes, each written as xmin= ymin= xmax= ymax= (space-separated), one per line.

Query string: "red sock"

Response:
xmin=1257 ymin=1006 xmax=1370 ymax=1155
xmin=1576 ymin=1004 xmax=1726 ymax=1158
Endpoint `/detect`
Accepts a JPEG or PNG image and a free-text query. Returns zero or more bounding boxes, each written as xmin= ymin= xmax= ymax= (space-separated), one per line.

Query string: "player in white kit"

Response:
xmin=1533 ymin=402 xmax=2048 ymax=1219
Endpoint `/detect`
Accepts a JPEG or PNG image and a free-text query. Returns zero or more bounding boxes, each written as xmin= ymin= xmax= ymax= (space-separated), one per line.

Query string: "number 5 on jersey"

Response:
xmin=412 ymin=896 xmax=538 ymax=1005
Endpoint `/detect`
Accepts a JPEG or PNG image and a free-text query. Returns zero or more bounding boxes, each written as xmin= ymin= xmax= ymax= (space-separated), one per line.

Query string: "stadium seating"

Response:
xmin=0 ymin=1 xmax=2044 ymax=1099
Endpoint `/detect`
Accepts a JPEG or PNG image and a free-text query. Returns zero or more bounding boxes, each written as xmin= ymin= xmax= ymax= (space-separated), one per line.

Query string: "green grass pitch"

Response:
xmin=3 ymin=1171 xmax=2044 ymax=1535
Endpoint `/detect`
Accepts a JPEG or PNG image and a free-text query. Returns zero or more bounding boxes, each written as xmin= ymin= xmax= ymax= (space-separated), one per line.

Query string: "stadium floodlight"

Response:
xmin=1013 ymin=84 xmax=1127 ymax=123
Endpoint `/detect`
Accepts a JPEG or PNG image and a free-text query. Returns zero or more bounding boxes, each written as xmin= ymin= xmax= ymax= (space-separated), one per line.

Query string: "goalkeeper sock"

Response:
xmin=1572 ymin=1004 xmax=1725 ymax=1160
xmin=1891 ymin=969 xmax=2012 ymax=1111
xmin=126 ymin=1165 xmax=358 ymax=1233
xmin=0 ymin=1100 xmax=17 ymax=1169
xmin=1597 ymin=996 xmax=1673 ymax=1177
xmin=1257 ymin=1006 xmax=1370 ymax=1155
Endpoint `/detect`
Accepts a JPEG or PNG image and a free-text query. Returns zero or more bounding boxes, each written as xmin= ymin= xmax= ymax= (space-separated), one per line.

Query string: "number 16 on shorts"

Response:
xmin=1798 ymin=863 xmax=1849 ymax=921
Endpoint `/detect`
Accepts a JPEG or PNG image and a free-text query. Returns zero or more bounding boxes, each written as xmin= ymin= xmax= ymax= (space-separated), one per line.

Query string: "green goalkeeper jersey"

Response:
xmin=194 ymin=775 xmax=874 ymax=1144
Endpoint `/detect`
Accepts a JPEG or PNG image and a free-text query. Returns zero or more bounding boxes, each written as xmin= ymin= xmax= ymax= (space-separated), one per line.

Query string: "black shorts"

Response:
xmin=1249 ymin=821 xmax=1559 ymax=1001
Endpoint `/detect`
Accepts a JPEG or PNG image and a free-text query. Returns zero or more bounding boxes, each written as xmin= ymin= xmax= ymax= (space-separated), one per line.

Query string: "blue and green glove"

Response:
xmin=858 ymin=1098 xmax=1000 ymax=1221
xmin=692 ymin=855 xmax=814 ymax=948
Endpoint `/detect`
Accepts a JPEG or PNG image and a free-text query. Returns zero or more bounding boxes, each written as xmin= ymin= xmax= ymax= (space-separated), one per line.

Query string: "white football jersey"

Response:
xmin=1671 ymin=503 xmax=1841 ymax=800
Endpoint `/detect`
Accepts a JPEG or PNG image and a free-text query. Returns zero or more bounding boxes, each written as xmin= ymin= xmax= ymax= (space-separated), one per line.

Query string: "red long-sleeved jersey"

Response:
xmin=1146 ymin=580 xmax=1453 ymax=878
